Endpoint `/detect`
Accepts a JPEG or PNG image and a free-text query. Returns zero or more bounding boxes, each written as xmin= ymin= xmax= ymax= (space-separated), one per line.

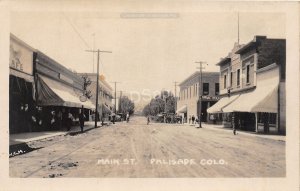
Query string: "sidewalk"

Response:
xmin=9 ymin=121 xmax=104 ymax=146
xmin=182 ymin=123 xmax=285 ymax=141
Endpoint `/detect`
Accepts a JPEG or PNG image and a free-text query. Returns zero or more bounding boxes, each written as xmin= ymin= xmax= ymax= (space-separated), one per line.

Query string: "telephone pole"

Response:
xmin=174 ymin=81 xmax=178 ymax=113
xmin=110 ymin=82 xmax=121 ymax=113
xmin=195 ymin=61 xmax=207 ymax=128
xmin=86 ymin=49 xmax=112 ymax=128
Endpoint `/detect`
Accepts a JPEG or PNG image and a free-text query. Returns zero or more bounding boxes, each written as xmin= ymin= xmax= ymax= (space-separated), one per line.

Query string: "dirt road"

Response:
xmin=9 ymin=116 xmax=285 ymax=178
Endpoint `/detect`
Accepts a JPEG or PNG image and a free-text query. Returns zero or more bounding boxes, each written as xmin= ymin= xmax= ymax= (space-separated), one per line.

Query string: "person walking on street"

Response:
xmin=188 ymin=115 xmax=191 ymax=124
xmin=126 ymin=112 xmax=130 ymax=123
xmin=79 ymin=106 xmax=86 ymax=133
xmin=191 ymin=115 xmax=195 ymax=125
xmin=147 ymin=115 xmax=150 ymax=125
xmin=112 ymin=112 xmax=116 ymax=124
xmin=232 ymin=113 xmax=236 ymax=135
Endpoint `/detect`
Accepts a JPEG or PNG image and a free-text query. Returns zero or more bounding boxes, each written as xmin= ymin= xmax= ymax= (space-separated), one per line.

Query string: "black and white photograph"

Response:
xmin=0 ymin=0 xmax=299 ymax=191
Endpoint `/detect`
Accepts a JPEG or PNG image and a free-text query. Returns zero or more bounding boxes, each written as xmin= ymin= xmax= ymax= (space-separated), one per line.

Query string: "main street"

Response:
xmin=9 ymin=116 xmax=285 ymax=178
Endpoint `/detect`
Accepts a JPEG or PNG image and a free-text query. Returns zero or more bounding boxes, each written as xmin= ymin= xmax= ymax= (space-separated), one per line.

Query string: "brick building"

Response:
xmin=176 ymin=72 xmax=219 ymax=123
xmin=208 ymin=36 xmax=286 ymax=134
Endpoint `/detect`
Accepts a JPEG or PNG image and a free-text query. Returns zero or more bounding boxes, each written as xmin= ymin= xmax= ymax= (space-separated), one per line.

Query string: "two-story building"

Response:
xmin=80 ymin=73 xmax=114 ymax=121
xmin=208 ymin=36 xmax=286 ymax=134
xmin=176 ymin=72 xmax=219 ymax=123
xmin=9 ymin=33 xmax=95 ymax=133
xmin=9 ymin=34 xmax=36 ymax=133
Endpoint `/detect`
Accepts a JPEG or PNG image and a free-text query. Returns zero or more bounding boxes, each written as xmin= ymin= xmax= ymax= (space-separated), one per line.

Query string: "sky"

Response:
xmin=10 ymin=1 xmax=286 ymax=106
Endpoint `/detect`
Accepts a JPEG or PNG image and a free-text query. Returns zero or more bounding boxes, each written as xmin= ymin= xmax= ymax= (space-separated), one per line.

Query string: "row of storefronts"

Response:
xmin=9 ymin=34 xmax=111 ymax=134
xmin=207 ymin=36 xmax=286 ymax=134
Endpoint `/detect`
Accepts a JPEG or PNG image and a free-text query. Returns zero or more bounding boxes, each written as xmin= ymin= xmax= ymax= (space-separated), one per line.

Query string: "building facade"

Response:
xmin=208 ymin=36 xmax=286 ymax=134
xmin=176 ymin=72 xmax=220 ymax=123
xmin=80 ymin=73 xmax=114 ymax=120
xmin=9 ymin=33 xmax=95 ymax=134
xmin=9 ymin=34 xmax=35 ymax=133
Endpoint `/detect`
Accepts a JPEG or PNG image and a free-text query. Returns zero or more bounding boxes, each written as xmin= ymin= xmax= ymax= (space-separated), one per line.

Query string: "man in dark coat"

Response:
xmin=79 ymin=106 xmax=85 ymax=133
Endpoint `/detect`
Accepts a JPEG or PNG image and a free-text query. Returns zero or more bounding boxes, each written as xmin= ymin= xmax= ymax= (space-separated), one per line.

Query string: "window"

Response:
xmin=195 ymin=83 xmax=198 ymax=96
xmin=203 ymin=83 xmax=209 ymax=95
xmin=230 ymin=72 xmax=233 ymax=87
xmin=246 ymin=65 xmax=250 ymax=83
xmin=224 ymin=75 xmax=227 ymax=89
xmin=237 ymin=69 xmax=240 ymax=86
xmin=215 ymin=83 xmax=219 ymax=95
xmin=190 ymin=87 xmax=192 ymax=98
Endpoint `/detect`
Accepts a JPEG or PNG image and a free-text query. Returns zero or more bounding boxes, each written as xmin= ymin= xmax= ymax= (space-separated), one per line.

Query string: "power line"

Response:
xmin=61 ymin=12 xmax=91 ymax=49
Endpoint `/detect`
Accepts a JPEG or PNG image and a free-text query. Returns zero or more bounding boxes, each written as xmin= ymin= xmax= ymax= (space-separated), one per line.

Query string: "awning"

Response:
xmin=222 ymin=84 xmax=278 ymax=113
xmin=222 ymin=65 xmax=279 ymax=113
xmin=207 ymin=95 xmax=240 ymax=113
xmin=101 ymin=104 xmax=112 ymax=114
xmin=37 ymin=75 xmax=95 ymax=109
xmin=176 ymin=105 xmax=187 ymax=113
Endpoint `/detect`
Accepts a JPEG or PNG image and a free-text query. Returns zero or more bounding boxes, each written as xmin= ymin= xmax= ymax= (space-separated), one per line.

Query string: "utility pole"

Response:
xmin=110 ymin=82 xmax=121 ymax=113
xmin=195 ymin=61 xmax=207 ymax=128
xmin=86 ymin=49 xmax=112 ymax=128
xmin=119 ymin=90 xmax=123 ymax=113
xmin=174 ymin=81 xmax=178 ymax=114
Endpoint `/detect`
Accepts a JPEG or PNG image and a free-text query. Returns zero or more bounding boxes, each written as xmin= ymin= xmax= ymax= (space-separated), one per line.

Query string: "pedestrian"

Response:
xmin=126 ymin=112 xmax=130 ymax=123
xmin=79 ymin=106 xmax=86 ymax=133
xmin=232 ymin=113 xmax=236 ymax=135
xmin=112 ymin=112 xmax=116 ymax=124
xmin=191 ymin=115 xmax=195 ymax=124
xmin=67 ymin=110 xmax=73 ymax=131
xmin=147 ymin=115 xmax=150 ymax=125
xmin=188 ymin=115 xmax=191 ymax=124
xmin=50 ymin=110 xmax=56 ymax=130
xmin=57 ymin=110 xmax=63 ymax=130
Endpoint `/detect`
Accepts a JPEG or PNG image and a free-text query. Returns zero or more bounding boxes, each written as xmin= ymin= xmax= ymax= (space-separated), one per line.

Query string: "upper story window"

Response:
xmin=224 ymin=75 xmax=227 ymax=89
xmin=237 ymin=69 xmax=240 ymax=86
xmin=246 ymin=65 xmax=250 ymax=83
xmin=230 ymin=72 xmax=233 ymax=87
xmin=215 ymin=83 xmax=219 ymax=95
xmin=203 ymin=83 xmax=209 ymax=95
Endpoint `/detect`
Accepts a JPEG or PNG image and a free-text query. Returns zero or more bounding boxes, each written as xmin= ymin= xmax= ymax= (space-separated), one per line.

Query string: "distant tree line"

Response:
xmin=142 ymin=90 xmax=176 ymax=116
xmin=119 ymin=96 xmax=135 ymax=115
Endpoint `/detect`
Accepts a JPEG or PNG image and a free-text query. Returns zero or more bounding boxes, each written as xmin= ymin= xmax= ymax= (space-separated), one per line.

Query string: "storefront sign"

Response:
xmin=9 ymin=37 xmax=34 ymax=75
xmin=201 ymin=95 xmax=220 ymax=100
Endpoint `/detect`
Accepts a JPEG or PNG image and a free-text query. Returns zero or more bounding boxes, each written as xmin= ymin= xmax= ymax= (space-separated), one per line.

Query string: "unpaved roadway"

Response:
xmin=9 ymin=116 xmax=285 ymax=178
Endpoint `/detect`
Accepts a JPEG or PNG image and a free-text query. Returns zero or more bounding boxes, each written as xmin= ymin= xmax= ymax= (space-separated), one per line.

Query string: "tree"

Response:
xmin=142 ymin=90 xmax=176 ymax=116
xmin=81 ymin=73 xmax=92 ymax=99
xmin=119 ymin=96 xmax=135 ymax=115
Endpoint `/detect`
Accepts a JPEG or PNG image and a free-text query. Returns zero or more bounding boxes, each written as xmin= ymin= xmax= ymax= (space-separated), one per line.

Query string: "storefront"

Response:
xmin=34 ymin=50 xmax=95 ymax=131
xmin=208 ymin=63 xmax=280 ymax=133
xmin=9 ymin=34 xmax=36 ymax=134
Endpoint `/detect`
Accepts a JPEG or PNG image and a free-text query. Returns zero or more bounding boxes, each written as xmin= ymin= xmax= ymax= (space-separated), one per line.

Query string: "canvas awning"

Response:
xmin=207 ymin=94 xmax=240 ymax=113
xmin=222 ymin=65 xmax=279 ymax=113
xmin=101 ymin=104 xmax=112 ymax=114
xmin=176 ymin=105 xmax=187 ymax=113
xmin=222 ymin=83 xmax=278 ymax=113
xmin=37 ymin=75 xmax=95 ymax=109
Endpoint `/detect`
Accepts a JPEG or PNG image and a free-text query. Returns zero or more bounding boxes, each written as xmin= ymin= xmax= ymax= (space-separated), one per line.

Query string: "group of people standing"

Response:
xmin=188 ymin=115 xmax=198 ymax=125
